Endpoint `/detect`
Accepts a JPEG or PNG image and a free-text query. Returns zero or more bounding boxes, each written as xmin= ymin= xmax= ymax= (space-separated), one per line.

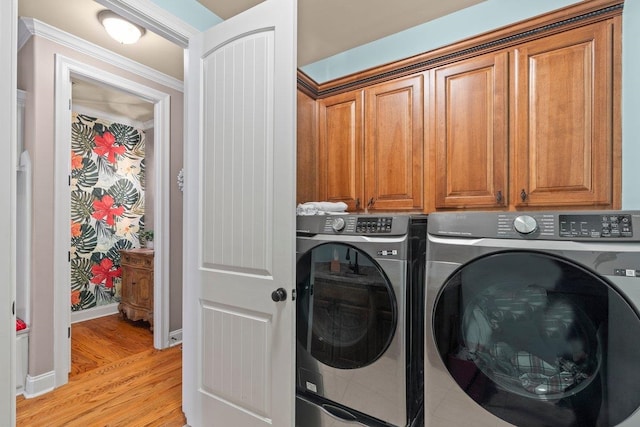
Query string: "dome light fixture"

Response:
xmin=98 ymin=10 xmax=146 ymax=45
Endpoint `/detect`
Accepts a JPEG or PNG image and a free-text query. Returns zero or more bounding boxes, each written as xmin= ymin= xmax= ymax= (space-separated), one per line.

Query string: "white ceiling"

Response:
xmin=198 ymin=0 xmax=486 ymax=66
xmin=18 ymin=0 xmax=485 ymax=122
xmin=72 ymin=79 xmax=155 ymax=124
xmin=18 ymin=0 xmax=185 ymax=79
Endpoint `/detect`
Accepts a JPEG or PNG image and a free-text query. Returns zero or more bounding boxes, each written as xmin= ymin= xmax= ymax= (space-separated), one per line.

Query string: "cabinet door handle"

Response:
xmin=496 ymin=190 xmax=503 ymax=204
xmin=367 ymin=197 xmax=375 ymax=208
xmin=520 ymin=189 xmax=527 ymax=202
xmin=355 ymin=198 xmax=360 ymax=210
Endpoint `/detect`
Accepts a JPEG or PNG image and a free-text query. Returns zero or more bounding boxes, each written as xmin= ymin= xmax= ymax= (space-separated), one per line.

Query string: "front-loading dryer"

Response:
xmin=296 ymin=214 xmax=426 ymax=427
xmin=425 ymin=211 xmax=640 ymax=427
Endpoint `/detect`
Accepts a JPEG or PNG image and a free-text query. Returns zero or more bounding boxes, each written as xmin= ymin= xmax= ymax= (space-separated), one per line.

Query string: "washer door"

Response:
xmin=433 ymin=250 xmax=640 ymax=427
xmin=297 ymin=242 xmax=397 ymax=369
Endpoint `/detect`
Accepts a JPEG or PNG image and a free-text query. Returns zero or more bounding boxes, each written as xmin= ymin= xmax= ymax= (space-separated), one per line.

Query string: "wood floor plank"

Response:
xmin=17 ymin=314 xmax=185 ymax=427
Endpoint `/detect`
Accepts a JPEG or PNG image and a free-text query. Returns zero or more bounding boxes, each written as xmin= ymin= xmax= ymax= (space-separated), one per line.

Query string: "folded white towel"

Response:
xmin=296 ymin=201 xmax=348 ymax=215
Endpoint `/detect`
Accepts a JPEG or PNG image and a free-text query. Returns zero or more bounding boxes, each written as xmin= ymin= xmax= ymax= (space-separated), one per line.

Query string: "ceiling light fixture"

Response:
xmin=98 ymin=10 xmax=146 ymax=45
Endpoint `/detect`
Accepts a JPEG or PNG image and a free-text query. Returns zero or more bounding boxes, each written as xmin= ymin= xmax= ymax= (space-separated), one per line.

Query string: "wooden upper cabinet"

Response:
xmin=296 ymin=89 xmax=318 ymax=204
xmin=511 ymin=20 xmax=615 ymax=208
xmin=317 ymin=90 xmax=364 ymax=211
xmin=300 ymin=2 xmax=621 ymax=213
xmin=364 ymin=74 xmax=424 ymax=211
xmin=434 ymin=51 xmax=508 ymax=209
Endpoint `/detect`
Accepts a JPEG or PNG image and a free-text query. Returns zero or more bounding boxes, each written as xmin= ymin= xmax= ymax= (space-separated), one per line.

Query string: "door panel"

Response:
xmin=364 ymin=75 xmax=424 ymax=211
xmin=183 ymin=0 xmax=296 ymax=425
xmin=434 ymin=52 xmax=508 ymax=208
xmin=512 ymin=22 xmax=613 ymax=207
xmin=317 ymin=90 xmax=364 ymax=211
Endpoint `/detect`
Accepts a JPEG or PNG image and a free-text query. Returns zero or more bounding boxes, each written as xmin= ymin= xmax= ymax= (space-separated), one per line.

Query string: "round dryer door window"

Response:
xmin=296 ymin=243 xmax=397 ymax=369
xmin=433 ymin=250 xmax=640 ymax=427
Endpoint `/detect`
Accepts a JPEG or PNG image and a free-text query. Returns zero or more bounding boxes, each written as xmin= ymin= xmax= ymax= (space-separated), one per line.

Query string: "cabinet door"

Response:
xmin=317 ymin=90 xmax=364 ymax=211
xmin=121 ymin=266 xmax=134 ymax=305
xmin=297 ymin=89 xmax=318 ymax=204
xmin=131 ymin=268 xmax=152 ymax=309
xmin=364 ymin=74 xmax=424 ymax=211
xmin=512 ymin=21 xmax=615 ymax=208
xmin=434 ymin=52 xmax=508 ymax=209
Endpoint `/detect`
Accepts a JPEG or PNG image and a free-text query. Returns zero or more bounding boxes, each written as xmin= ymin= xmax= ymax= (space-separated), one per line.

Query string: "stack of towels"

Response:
xmin=296 ymin=201 xmax=348 ymax=215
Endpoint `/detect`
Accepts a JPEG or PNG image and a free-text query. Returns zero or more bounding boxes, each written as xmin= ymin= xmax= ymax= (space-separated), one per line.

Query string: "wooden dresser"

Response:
xmin=119 ymin=249 xmax=154 ymax=330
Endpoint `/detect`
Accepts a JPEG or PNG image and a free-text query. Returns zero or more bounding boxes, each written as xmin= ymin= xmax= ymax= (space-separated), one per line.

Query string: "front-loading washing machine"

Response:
xmin=425 ymin=211 xmax=640 ymax=427
xmin=296 ymin=214 xmax=426 ymax=427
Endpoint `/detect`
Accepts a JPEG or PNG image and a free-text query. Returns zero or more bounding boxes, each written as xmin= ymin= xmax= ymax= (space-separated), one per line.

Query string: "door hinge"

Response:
xmin=68 ymin=251 xmax=71 ymax=262
xmin=69 ymin=99 xmax=71 ymax=110
xmin=291 ymin=289 xmax=296 ymax=301
xmin=12 ymin=301 xmax=15 ymax=316
xmin=68 ymin=327 xmax=71 ymax=339
xmin=68 ymin=175 xmax=71 ymax=186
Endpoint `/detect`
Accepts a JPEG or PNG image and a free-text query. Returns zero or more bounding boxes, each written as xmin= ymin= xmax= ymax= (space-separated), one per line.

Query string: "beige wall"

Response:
xmin=18 ymin=35 xmax=184 ymax=377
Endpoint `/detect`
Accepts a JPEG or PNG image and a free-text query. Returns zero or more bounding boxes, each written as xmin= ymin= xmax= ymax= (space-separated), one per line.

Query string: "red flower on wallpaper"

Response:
xmin=71 ymin=151 xmax=83 ymax=169
xmin=71 ymin=221 xmax=82 ymax=237
xmin=94 ymin=131 xmax=126 ymax=164
xmin=71 ymin=290 xmax=81 ymax=305
xmin=92 ymin=195 xmax=125 ymax=226
xmin=90 ymin=258 xmax=121 ymax=289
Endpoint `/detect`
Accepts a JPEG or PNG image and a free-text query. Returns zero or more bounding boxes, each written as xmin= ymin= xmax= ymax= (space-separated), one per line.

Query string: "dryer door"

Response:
xmin=433 ymin=250 xmax=640 ymax=427
xmin=296 ymin=242 xmax=397 ymax=370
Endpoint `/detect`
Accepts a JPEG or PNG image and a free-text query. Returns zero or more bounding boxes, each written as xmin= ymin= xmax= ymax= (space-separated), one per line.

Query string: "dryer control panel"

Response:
xmin=559 ymin=214 xmax=633 ymax=238
xmin=429 ymin=211 xmax=640 ymax=241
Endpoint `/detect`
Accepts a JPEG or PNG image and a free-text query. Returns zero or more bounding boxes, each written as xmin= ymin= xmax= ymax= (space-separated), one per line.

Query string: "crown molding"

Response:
xmin=305 ymin=0 xmax=623 ymax=99
xmin=95 ymin=0 xmax=197 ymax=48
xmin=18 ymin=17 xmax=183 ymax=93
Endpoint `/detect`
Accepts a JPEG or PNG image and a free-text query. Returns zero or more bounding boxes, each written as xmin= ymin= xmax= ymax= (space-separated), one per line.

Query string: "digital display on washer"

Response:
xmin=559 ymin=214 xmax=633 ymax=238
xmin=356 ymin=217 xmax=393 ymax=233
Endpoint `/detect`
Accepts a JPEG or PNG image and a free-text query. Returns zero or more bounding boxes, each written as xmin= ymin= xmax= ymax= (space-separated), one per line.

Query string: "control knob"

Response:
xmin=514 ymin=215 xmax=538 ymax=235
xmin=331 ymin=217 xmax=346 ymax=232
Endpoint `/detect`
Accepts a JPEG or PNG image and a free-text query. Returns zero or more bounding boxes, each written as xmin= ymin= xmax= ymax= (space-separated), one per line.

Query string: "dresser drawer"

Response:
xmin=121 ymin=251 xmax=153 ymax=268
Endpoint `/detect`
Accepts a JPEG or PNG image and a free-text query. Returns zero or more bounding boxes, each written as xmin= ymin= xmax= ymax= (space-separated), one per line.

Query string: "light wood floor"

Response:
xmin=16 ymin=314 xmax=186 ymax=427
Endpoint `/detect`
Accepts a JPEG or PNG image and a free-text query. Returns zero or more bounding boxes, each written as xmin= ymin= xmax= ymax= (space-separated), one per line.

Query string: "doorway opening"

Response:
xmin=69 ymin=78 xmax=154 ymax=322
xmin=53 ymin=54 xmax=172 ymax=388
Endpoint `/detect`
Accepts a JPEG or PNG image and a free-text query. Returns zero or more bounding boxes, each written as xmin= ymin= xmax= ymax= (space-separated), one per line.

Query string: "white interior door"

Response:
xmin=183 ymin=0 xmax=297 ymax=426
xmin=0 ymin=0 xmax=17 ymax=425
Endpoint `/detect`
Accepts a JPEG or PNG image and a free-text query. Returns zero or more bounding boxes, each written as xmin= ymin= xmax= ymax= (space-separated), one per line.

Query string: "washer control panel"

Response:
xmin=355 ymin=217 xmax=393 ymax=233
xmin=559 ymin=214 xmax=633 ymax=238
xmin=318 ymin=216 xmax=395 ymax=235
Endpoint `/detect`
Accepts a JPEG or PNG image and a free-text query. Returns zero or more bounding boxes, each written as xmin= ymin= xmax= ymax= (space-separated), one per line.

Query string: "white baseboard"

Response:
xmin=23 ymin=371 xmax=56 ymax=398
xmin=71 ymin=303 xmax=120 ymax=324
xmin=169 ymin=329 xmax=182 ymax=346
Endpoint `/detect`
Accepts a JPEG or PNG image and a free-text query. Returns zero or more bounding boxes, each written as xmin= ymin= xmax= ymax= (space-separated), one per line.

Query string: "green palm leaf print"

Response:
xmin=71 ymin=122 xmax=96 ymax=156
xmin=109 ymin=123 xmax=141 ymax=150
xmin=108 ymin=178 xmax=139 ymax=209
xmin=71 ymin=190 xmax=94 ymax=223
xmin=70 ymin=258 xmax=93 ymax=291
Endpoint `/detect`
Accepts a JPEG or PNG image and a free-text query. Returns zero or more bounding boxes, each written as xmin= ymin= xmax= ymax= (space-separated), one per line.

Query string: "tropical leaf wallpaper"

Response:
xmin=70 ymin=113 xmax=146 ymax=312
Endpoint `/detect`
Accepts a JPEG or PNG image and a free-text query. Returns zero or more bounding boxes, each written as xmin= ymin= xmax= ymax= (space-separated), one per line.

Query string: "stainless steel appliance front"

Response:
xmin=425 ymin=211 xmax=640 ymax=427
xmin=296 ymin=215 xmax=426 ymax=427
